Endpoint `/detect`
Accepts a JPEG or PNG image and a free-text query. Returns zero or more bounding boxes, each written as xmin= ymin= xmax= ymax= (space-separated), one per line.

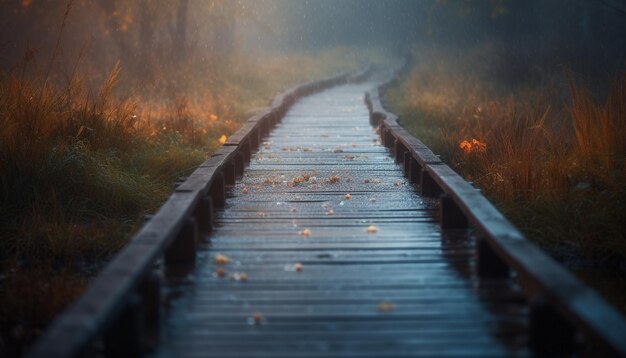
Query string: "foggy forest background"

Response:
xmin=2 ymin=1 xmax=625 ymax=85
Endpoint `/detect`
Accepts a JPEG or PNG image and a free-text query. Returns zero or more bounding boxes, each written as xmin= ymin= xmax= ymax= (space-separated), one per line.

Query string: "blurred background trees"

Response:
xmin=0 ymin=0 xmax=241 ymax=89
xmin=2 ymin=0 xmax=624 ymax=90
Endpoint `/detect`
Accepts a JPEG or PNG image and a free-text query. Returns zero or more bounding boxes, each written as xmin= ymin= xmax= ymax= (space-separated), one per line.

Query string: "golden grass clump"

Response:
xmin=0 ymin=47 xmax=369 ymax=266
xmin=388 ymin=47 xmax=626 ymax=258
xmin=568 ymin=74 xmax=626 ymax=181
xmin=0 ymin=66 xmax=168 ymax=264
xmin=0 ymin=45 xmax=378 ymax=353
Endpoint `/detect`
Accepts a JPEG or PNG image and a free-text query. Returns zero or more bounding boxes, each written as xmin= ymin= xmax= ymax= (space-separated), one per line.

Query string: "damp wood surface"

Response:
xmin=154 ymin=84 xmax=531 ymax=357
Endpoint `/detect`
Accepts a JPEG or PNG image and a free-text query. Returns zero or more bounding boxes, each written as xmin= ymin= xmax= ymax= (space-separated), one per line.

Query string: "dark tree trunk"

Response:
xmin=97 ymin=0 xmax=132 ymax=57
xmin=173 ymin=0 xmax=189 ymax=60
xmin=138 ymin=0 xmax=156 ymax=81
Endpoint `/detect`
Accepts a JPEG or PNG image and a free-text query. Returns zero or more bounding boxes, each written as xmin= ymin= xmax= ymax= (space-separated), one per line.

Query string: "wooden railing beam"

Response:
xmin=29 ymin=69 xmax=365 ymax=358
xmin=209 ymin=172 xmax=225 ymax=208
xmin=140 ymin=272 xmax=161 ymax=350
xmin=165 ymin=217 xmax=198 ymax=266
xmin=440 ymin=194 xmax=469 ymax=230
xmin=530 ymin=295 xmax=577 ymax=357
xmin=476 ymin=237 xmax=510 ymax=278
xmin=104 ymin=295 xmax=143 ymax=358
xmin=420 ymin=168 xmax=442 ymax=198
xmin=409 ymin=157 xmax=421 ymax=186
xmin=365 ymin=83 xmax=626 ymax=356
xmin=403 ymin=151 xmax=411 ymax=176
xmin=194 ymin=195 xmax=213 ymax=234
xmin=223 ymin=160 xmax=236 ymax=186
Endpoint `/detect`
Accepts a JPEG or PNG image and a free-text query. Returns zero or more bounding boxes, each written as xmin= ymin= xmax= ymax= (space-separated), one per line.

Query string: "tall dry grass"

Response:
xmin=569 ymin=75 xmax=626 ymax=183
xmin=0 ymin=47 xmax=367 ymax=264
xmin=1 ymin=63 xmax=179 ymax=265
xmin=388 ymin=47 xmax=626 ymax=258
xmin=0 ymin=46 xmax=368 ymax=355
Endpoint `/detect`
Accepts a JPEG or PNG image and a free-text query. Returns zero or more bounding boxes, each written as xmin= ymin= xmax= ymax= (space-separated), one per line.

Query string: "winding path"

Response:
xmin=154 ymin=83 xmax=530 ymax=357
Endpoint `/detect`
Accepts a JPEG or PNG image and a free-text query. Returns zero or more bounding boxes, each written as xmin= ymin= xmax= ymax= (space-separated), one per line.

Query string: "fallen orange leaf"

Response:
xmin=378 ymin=301 xmax=396 ymax=312
xmin=231 ymin=272 xmax=248 ymax=281
xmin=252 ymin=312 xmax=263 ymax=325
xmin=214 ymin=254 xmax=230 ymax=265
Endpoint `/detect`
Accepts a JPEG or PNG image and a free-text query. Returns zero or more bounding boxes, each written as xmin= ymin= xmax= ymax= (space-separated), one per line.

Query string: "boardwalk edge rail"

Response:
xmin=365 ymin=77 xmax=626 ymax=356
xmin=28 ymin=67 xmax=373 ymax=358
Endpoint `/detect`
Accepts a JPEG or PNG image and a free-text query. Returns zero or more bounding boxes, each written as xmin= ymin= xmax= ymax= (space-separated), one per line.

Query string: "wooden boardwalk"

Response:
xmin=154 ymin=83 xmax=530 ymax=357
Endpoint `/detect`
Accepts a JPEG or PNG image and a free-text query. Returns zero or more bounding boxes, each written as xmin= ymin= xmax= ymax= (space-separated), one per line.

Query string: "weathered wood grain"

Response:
xmin=28 ymin=70 xmax=361 ymax=358
xmin=367 ymin=75 xmax=626 ymax=356
xmin=155 ymin=83 xmax=531 ymax=358
xmin=30 ymin=65 xmax=626 ymax=358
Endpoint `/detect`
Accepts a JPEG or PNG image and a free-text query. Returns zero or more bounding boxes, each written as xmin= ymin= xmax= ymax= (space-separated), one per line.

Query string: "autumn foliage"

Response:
xmin=388 ymin=47 xmax=626 ymax=258
xmin=459 ymin=138 xmax=486 ymax=154
xmin=0 ymin=2 xmax=367 ymax=354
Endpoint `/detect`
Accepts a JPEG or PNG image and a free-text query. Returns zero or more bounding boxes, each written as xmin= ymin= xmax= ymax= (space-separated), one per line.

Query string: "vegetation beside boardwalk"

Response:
xmin=0 ymin=47 xmax=366 ymax=354
xmin=3 ymin=0 xmax=626 ymax=355
xmin=387 ymin=46 xmax=626 ymax=312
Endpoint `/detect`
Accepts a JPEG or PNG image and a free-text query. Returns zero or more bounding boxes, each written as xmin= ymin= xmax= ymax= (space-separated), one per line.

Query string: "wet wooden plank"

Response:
xmin=366 ymin=83 xmax=626 ymax=355
xmin=421 ymin=122 xmax=626 ymax=357
xmin=155 ymin=83 xmax=532 ymax=358
xmin=29 ymin=71 xmax=356 ymax=358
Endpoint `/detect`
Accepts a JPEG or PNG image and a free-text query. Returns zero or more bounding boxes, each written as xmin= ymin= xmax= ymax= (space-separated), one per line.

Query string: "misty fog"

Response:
xmin=1 ymin=1 xmax=626 ymax=355
xmin=2 ymin=1 xmax=625 ymax=85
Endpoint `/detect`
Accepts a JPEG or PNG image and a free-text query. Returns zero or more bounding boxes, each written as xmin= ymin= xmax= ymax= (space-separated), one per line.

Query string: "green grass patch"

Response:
xmin=0 ymin=47 xmax=377 ymax=354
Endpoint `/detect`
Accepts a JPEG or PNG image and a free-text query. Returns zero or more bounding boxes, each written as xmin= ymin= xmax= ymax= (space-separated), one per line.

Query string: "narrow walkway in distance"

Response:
xmin=155 ymin=83 xmax=530 ymax=357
